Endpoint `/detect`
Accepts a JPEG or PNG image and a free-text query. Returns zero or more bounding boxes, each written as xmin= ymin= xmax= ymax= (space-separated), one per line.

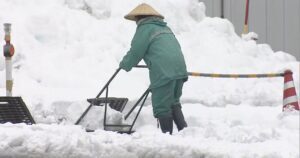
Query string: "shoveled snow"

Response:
xmin=0 ymin=0 xmax=299 ymax=157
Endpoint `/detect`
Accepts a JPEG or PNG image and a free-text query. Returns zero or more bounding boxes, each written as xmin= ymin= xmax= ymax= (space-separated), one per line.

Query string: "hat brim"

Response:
xmin=124 ymin=14 xmax=164 ymax=21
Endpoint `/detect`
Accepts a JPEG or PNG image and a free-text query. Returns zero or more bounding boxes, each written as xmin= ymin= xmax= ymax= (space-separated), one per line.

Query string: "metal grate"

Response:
xmin=0 ymin=97 xmax=35 ymax=125
xmin=87 ymin=97 xmax=128 ymax=112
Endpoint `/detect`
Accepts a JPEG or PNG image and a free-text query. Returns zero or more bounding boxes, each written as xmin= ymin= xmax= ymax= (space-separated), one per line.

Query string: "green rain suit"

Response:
xmin=119 ymin=17 xmax=188 ymax=118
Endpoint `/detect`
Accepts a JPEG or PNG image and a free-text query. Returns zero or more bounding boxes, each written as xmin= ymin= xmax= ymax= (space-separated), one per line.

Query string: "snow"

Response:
xmin=0 ymin=0 xmax=299 ymax=157
xmin=242 ymin=32 xmax=259 ymax=41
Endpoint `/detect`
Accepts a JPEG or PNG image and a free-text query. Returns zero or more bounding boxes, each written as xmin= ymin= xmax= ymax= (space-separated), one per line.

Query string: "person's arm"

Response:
xmin=119 ymin=26 xmax=150 ymax=71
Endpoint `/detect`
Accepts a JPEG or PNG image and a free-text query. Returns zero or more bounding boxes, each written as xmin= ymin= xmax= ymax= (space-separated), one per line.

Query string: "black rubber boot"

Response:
xmin=172 ymin=105 xmax=187 ymax=131
xmin=158 ymin=116 xmax=173 ymax=134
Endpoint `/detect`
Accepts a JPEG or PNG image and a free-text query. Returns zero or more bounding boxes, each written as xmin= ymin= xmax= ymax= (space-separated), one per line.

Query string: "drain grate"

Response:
xmin=0 ymin=97 xmax=35 ymax=125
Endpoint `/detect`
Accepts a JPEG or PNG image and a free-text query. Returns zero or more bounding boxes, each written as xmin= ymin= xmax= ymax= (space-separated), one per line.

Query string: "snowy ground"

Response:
xmin=0 ymin=0 xmax=299 ymax=157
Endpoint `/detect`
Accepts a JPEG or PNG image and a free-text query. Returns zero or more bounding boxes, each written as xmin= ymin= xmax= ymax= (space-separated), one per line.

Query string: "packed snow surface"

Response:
xmin=0 ymin=0 xmax=299 ymax=157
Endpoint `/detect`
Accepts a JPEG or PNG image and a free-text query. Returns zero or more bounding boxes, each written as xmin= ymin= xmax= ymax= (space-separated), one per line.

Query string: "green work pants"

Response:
xmin=151 ymin=78 xmax=185 ymax=118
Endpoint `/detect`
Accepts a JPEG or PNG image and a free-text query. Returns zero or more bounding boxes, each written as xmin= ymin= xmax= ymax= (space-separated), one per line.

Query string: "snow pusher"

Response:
xmin=75 ymin=66 xmax=150 ymax=134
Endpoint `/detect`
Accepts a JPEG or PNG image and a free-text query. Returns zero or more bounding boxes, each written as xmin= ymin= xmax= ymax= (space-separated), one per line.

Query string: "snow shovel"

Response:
xmin=75 ymin=66 xmax=150 ymax=134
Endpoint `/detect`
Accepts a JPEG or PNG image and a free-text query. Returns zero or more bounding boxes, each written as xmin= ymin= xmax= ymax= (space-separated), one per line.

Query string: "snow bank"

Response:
xmin=0 ymin=107 xmax=298 ymax=158
xmin=0 ymin=0 xmax=299 ymax=157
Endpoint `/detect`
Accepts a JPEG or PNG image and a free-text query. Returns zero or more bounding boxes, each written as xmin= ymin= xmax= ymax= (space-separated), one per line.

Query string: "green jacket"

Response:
xmin=120 ymin=17 xmax=188 ymax=89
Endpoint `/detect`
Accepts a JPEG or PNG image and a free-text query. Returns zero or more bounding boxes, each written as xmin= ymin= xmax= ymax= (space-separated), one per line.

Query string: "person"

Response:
xmin=119 ymin=3 xmax=188 ymax=134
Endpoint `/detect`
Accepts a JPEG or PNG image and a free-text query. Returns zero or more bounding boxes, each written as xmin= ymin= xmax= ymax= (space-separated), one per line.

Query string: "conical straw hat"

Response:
xmin=124 ymin=3 xmax=164 ymax=21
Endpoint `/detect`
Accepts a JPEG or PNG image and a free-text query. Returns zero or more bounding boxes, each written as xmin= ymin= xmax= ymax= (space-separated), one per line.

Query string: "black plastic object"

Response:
xmin=0 ymin=97 xmax=35 ymax=125
xmin=87 ymin=97 xmax=128 ymax=112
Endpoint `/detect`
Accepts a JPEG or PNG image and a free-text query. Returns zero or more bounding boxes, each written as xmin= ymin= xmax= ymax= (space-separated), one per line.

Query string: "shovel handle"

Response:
xmin=134 ymin=65 xmax=147 ymax=68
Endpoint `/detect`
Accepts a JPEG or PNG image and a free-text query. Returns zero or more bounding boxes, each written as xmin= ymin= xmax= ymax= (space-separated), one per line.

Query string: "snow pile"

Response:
xmin=0 ymin=0 xmax=299 ymax=157
xmin=0 ymin=108 xmax=299 ymax=158
xmin=242 ymin=32 xmax=259 ymax=41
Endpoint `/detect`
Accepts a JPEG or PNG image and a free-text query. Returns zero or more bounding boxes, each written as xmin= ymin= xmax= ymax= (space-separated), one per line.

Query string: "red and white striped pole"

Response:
xmin=283 ymin=70 xmax=299 ymax=111
xmin=3 ymin=23 xmax=15 ymax=96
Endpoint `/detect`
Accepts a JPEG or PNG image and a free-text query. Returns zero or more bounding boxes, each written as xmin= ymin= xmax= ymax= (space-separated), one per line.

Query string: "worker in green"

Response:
xmin=119 ymin=3 xmax=188 ymax=134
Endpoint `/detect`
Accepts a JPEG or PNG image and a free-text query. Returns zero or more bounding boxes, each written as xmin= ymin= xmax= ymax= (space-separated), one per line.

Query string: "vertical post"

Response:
xmin=283 ymin=70 xmax=299 ymax=111
xmin=243 ymin=0 xmax=250 ymax=34
xmin=220 ymin=0 xmax=224 ymax=18
xmin=3 ymin=23 xmax=15 ymax=96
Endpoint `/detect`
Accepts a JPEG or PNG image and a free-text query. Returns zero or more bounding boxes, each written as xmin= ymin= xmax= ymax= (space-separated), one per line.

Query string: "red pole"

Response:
xmin=243 ymin=0 xmax=250 ymax=34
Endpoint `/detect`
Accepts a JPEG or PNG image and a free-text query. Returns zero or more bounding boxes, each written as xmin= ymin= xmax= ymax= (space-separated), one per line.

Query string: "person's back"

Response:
xmin=136 ymin=17 xmax=188 ymax=88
